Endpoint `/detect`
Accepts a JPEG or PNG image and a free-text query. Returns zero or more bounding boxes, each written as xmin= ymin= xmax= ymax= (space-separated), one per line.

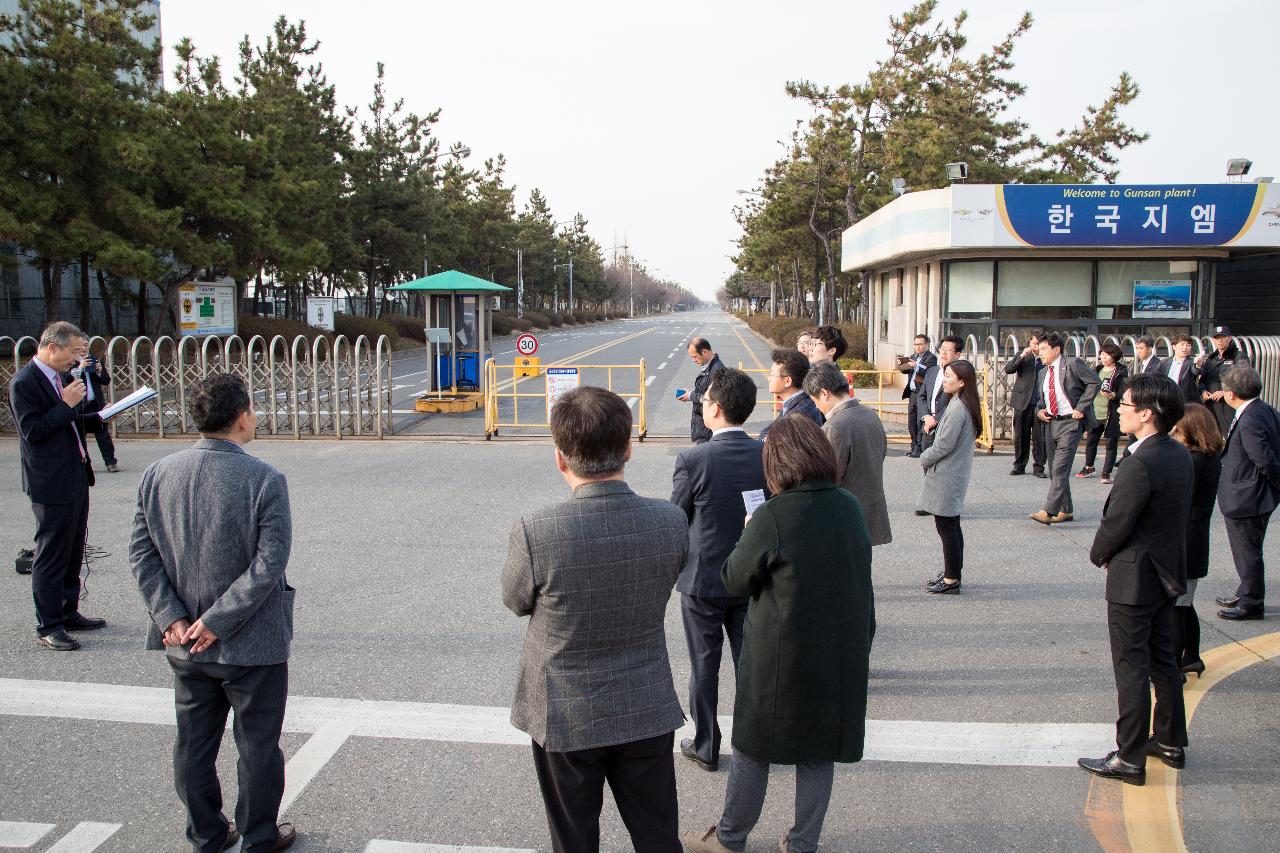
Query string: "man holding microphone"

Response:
xmin=8 ymin=321 xmax=104 ymax=651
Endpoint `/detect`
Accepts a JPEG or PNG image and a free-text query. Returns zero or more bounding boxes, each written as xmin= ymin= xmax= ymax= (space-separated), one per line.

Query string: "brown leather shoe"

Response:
xmin=682 ymin=825 xmax=733 ymax=853
xmin=218 ymin=826 xmax=240 ymax=852
xmin=1051 ymin=512 xmax=1073 ymax=523
xmin=1029 ymin=510 xmax=1054 ymax=525
xmin=272 ymin=823 xmax=297 ymax=851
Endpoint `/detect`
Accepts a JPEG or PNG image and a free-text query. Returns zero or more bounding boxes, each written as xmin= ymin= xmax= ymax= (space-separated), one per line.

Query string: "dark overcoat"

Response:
xmin=722 ymin=481 xmax=873 ymax=764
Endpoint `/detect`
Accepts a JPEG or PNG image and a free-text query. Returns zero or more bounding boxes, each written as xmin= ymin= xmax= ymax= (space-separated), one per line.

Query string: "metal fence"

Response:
xmin=1 ymin=333 xmax=394 ymax=439
xmin=484 ymin=358 xmax=648 ymax=439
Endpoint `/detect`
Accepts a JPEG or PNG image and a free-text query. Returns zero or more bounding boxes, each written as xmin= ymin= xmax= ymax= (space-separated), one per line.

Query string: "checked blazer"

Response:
xmin=502 ymin=479 xmax=689 ymax=751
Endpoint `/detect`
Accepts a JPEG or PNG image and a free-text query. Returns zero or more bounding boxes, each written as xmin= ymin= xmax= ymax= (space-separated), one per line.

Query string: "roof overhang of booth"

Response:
xmin=388 ymin=270 xmax=513 ymax=293
xmin=841 ymin=183 xmax=1280 ymax=272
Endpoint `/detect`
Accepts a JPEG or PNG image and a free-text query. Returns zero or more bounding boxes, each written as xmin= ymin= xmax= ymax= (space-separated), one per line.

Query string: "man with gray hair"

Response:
xmin=1214 ymin=366 xmax=1280 ymax=620
xmin=8 ymin=321 xmax=104 ymax=651
xmin=504 ymin=386 xmax=688 ymax=852
xmin=805 ymin=361 xmax=892 ymax=546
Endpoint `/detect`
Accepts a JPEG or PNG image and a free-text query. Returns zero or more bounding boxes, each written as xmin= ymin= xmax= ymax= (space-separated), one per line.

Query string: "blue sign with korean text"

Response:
xmin=996 ymin=184 xmax=1266 ymax=246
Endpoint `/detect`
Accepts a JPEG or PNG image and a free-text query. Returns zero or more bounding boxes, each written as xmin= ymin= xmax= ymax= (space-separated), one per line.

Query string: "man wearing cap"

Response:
xmin=1198 ymin=325 xmax=1251 ymax=435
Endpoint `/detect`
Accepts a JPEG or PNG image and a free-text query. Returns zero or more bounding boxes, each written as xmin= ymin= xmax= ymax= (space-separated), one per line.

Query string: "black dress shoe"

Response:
xmin=906 ymin=450 xmax=921 ymax=458
xmin=1218 ymin=605 xmax=1263 ymax=621
xmin=680 ymin=737 xmax=718 ymax=772
xmin=1145 ymin=738 xmax=1186 ymax=769
xmin=1010 ymin=468 xmax=1026 ymax=476
xmin=914 ymin=509 xmax=930 ymax=516
xmin=218 ymin=826 xmax=241 ymax=852
xmin=272 ymin=822 xmax=297 ymax=852
xmin=1033 ymin=469 xmax=1048 ymax=479
xmin=926 ymin=578 xmax=961 ymax=595
xmin=1078 ymin=751 xmax=1145 ymax=785
xmin=1215 ymin=595 xmax=1239 ymax=608
xmin=64 ymin=613 xmax=107 ymax=631
xmin=36 ymin=630 xmax=80 ymax=651
xmin=926 ymin=571 xmax=944 ymax=588
xmin=1181 ymin=660 xmax=1205 ymax=677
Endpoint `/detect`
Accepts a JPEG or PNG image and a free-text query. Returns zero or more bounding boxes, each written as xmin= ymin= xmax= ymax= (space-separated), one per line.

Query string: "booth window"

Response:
xmin=879 ymin=271 xmax=895 ymax=340
xmin=946 ymin=261 xmax=994 ymax=318
xmin=994 ymin=260 xmax=1091 ymax=319
xmin=1096 ymin=260 xmax=1195 ymax=321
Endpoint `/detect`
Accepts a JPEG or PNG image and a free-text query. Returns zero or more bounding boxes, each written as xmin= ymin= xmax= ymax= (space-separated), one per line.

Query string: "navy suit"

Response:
xmin=1217 ymin=398 xmax=1280 ymax=611
xmin=8 ymin=359 xmax=95 ymax=636
xmin=71 ymin=360 xmax=117 ymax=466
xmin=671 ymin=430 xmax=766 ymax=765
xmin=758 ymin=391 xmax=823 ymax=442
xmin=901 ymin=350 xmax=937 ymax=454
xmin=1089 ymin=433 xmax=1191 ymax=766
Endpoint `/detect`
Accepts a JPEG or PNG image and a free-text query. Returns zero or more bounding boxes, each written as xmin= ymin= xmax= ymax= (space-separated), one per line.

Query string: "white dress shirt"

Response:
xmin=1166 ymin=359 xmax=1185 ymax=381
xmin=1041 ymin=358 xmax=1072 ymax=416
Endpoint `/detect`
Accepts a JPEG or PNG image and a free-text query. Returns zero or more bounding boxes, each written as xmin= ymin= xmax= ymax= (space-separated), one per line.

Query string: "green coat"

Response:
xmin=722 ymin=481 xmax=874 ymax=764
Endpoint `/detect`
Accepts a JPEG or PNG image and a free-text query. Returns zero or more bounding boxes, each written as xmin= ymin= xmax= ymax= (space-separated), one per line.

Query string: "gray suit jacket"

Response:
xmin=916 ymin=402 xmax=977 ymax=517
xmin=823 ymin=398 xmax=892 ymax=546
xmin=1034 ymin=356 xmax=1102 ymax=429
xmin=503 ymin=480 xmax=688 ymax=751
xmin=129 ymin=439 xmax=294 ymax=666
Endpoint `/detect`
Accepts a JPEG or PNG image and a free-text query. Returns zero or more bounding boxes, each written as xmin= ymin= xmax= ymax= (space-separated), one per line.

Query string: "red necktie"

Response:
xmin=1047 ymin=365 xmax=1060 ymax=417
xmin=54 ymin=373 xmax=87 ymax=461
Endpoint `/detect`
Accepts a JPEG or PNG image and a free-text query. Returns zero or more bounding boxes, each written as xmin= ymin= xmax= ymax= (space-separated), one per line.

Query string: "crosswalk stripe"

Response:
xmin=364 ymin=843 xmax=535 ymax=853
xmin=0 ymin=821 xmax=55 ymax=847
xmin=44 ymin=823 xmax=122 ymax=853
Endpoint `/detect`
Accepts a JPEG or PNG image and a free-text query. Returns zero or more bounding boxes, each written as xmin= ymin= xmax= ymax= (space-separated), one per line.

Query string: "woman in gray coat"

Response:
xmin=918 ymin=359 xmax=982 ymax=594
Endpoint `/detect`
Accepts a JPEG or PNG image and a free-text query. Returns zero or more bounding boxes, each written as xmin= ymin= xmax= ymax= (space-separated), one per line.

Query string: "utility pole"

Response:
xmin=568 ymin=254 xmax=574 ymax=314
xmin=517 ymin=249 xmax=524 ymax=319
xmin=628 ymin=252 xmax=635 ymax=318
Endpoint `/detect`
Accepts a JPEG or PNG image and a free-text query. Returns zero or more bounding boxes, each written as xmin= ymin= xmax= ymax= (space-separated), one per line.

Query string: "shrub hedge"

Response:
xmin=385 ymin=315 xmax=426 ymax=343
xmin=522 ymin=310 xmax=551 ymax=329
xmin=737 ymin=312 xmax=868 ymax=361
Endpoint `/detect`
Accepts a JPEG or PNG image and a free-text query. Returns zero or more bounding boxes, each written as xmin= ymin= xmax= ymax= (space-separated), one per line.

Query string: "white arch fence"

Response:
xmin=0 ymin=334 xmax=394 ymax=439
xmin=959 ymin=333 xmax=1280 ymax=442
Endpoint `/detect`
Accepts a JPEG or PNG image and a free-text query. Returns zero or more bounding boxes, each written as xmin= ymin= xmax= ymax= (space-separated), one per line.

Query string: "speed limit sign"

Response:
xmin=516 ymin=333 xmax=539 ymax=357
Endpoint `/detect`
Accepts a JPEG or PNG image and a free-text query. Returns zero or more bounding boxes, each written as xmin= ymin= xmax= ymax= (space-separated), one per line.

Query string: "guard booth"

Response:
xmin=388 ymin=270 xmax=512 ymax=413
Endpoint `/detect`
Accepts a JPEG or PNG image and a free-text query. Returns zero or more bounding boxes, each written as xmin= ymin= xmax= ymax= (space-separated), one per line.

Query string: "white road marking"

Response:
xmin=627 ymin=398 xmax=638 ymax=410
xmin=365 ymin=843 xmax=535 ymax=853
xmin=44 ymin=823 xmax=122 ymax=853
xmin=0 ymin=821 xmax=55 ymax=847
xmin=645 ymin=376 xmax=656 ymax=386
xmin=280 ymin=719 xmax=358 ymax=811
xmin=0 ymin=678 xmax=1112 ymax=767
xmin=657 ymin=361 xmax=667 ymax=370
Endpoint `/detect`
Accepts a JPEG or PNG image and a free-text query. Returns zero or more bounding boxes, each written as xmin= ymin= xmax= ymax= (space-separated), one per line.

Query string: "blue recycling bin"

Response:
xmin=436 ymin=351 xmax=480 ymax=390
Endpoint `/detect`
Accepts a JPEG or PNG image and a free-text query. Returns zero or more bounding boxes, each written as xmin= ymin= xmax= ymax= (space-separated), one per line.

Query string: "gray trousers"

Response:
xmin=715 ymin=750 xmax=834 ymax=853
xmin=1044 ymin=417 xmax=1084 ymax=515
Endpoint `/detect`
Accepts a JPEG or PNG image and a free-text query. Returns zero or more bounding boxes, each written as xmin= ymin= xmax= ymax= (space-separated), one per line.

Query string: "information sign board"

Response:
xmin=546 ymin=367 xmax=579 ymax=411
xmin=306 ymin=297 xmax=336 ymax=331
xmin=179 ymin=283 xmax=236 ymax=337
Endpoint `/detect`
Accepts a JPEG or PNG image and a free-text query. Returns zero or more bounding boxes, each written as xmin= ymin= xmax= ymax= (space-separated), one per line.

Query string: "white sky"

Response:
xmin=160 ymin=0 xmax=1278 ymax=300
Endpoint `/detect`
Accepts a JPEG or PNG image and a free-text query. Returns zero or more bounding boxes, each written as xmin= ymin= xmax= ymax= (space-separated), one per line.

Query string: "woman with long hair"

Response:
xmin=1170 ymin=402 xmax=1223 ymax=677
xmin=683 ymin=415 xmax=873 ymax=853
xmin=919 ymin=360 xmax=983 ymax=594
xmin=1080 ymin=342 xmax=1128 ymax=484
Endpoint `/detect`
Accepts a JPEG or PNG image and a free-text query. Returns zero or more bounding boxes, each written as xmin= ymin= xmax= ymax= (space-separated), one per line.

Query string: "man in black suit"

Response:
xmin=758 ymin=348 xmax=821 ymax=441
xmin=1079 ymin=374 xmax=1191 ymax=786
xmin=1133 ymin=335 xmax=1161 ymax=376
xmin=1030 ymin=333 xmax=1101 ymax=525
xmin=1004 ymin=331 xmax=1046 ymax=477
xmin=1162 ymin=335 xmax=1200 ymax=403
xmin=1197 ymin=324 xmax=1251 ymax=435
xmin=671 ymin=368 xmax=765 ymax=772
xmin=678 ymin=337 xmax=724 ymax=444
xmin=8 ymin=321 xmax=105 ymax=651
xmin=1213 ymin=366 xmax=1280 ymax=620
xmin=899 ymin=334 xmax=936 ymax=458
xmin=916 ymin=335 xmax=962 ymax=451
xmin=68 ymin=337 xmax=118 ymax=472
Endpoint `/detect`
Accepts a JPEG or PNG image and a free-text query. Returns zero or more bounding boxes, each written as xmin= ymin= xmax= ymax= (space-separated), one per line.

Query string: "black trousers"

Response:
xmin=1224 ymin=511 xmax=1272 ymax=610
xmin=933 ymin=515 xmax=964 ymax=581
xmin=906 ymin=393 xmax=922 ymax=453
xmin=30 ymin=481 xmax=89 ymax=636
xmin=1107 ymin=599 xmax=1187 ymax=766
xmin=680 ymin=594 xmax=747 ymax=763
xmin=1011 ymin=405 xmax=1045 ymax=472
xmin=1084 ymin=423 xmax=1119 ymax=475
xmin=93 ymin=426 xmax=117 ymax=466
xmin=531 ymin=731 xmax=680 ymax=853
xmin=170 ymin=657 xmax=289 ymax=853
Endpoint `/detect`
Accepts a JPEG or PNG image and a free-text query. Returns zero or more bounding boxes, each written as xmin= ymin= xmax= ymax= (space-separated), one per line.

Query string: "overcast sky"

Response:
xmin=160 ymin=0 xmax=1277 ymax=300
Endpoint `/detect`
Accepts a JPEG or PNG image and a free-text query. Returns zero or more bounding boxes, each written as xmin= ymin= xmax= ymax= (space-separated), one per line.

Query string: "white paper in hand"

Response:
xmin=742 ymin=489 xmax=766 ymax=517
xmin=98 ymin=386 xmax=158 ymax=420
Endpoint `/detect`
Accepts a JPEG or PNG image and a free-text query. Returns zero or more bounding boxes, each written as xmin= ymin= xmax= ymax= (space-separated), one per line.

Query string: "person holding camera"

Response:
xmin=68 ymin=338 xmax=118 ymax=472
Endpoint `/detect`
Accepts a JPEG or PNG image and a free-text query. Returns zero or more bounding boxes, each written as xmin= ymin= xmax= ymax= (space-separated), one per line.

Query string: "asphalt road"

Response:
xmin=1 ymin=354 xmax=1278 ymax=851
xmin=389 ymin=309 xmax=788 ymax=438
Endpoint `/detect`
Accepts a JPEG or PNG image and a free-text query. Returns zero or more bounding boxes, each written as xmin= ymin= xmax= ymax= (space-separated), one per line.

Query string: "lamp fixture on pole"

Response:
xmin=944 ymin=162 xmax=968 ymax=182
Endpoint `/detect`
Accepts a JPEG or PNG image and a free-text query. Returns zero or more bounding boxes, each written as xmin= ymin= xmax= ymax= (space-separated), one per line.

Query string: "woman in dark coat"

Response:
xmin=1080 ymin=342 xmax=1128 ymax=484
xmin=1170 ymin=402 xmax=1224 ymax=676
xmin=683 ymin=415 xmax=873 ymax=853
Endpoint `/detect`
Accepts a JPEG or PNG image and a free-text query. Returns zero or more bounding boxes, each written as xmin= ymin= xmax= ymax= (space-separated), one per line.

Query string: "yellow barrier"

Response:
xmin=484 ymin=358 xmax=648 ymax=440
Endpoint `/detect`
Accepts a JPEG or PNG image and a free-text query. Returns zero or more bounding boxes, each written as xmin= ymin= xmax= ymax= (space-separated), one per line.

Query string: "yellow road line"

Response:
xmin=1103 ymin=630 xmax=1280 ymax=853
xmin=728 ymin=319 xmax=769 ymax=371
xmin=492 ymin=326 xmax=657 ymax=393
